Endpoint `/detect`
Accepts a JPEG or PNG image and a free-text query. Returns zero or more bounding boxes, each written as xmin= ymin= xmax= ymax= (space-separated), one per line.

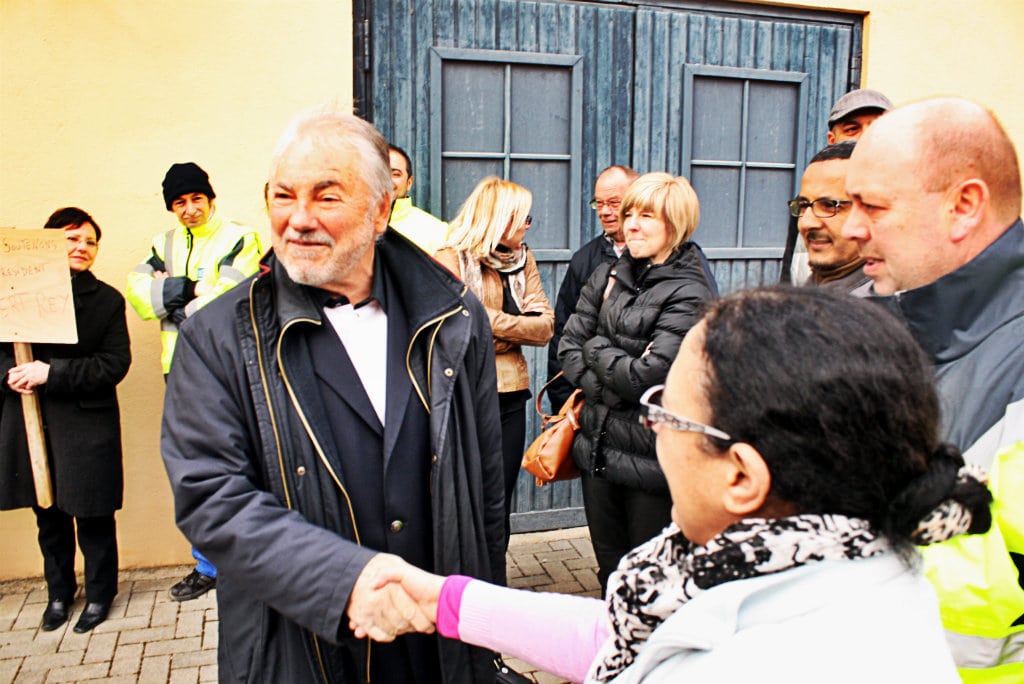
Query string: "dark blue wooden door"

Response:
xmin=361 ymin=0 xmax=862 ymax=532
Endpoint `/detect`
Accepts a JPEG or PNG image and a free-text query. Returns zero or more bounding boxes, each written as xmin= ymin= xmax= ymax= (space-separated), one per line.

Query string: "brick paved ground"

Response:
xmin=0 ymin=527 xmax=597 ymax=684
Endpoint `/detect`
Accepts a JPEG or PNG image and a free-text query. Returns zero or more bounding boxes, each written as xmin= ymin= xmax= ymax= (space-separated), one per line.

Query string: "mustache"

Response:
xmin=803 ymin=229 xmax=833 ymax=243
xmin=282 ymin=228 xmax=334 ymax=247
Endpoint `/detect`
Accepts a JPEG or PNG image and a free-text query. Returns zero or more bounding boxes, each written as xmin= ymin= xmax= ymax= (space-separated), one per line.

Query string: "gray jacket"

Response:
xmin=868 ymin=219 xmax=1024 ymax=467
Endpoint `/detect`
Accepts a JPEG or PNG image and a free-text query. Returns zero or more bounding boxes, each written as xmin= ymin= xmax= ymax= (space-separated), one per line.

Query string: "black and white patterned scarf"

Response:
xmin=590 ymin=514 xmax=888 ymax=682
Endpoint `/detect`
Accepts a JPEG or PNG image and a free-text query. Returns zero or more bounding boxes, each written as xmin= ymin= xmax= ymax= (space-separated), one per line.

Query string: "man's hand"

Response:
xmin=369 ymin=559 xmax=446 ymax=625
xmin=6 ymin=361 xmax=50 ymax=394
xmin=347 ymin=554 xmax=436 ymax=642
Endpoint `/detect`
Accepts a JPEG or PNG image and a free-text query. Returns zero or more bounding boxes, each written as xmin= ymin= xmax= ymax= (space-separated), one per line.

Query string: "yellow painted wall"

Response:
xmin=0 ymin=1 xmax=352 ymax=580
xmin=761 ymin=0 xmax=1024 ymax=152
xmin=1 ymin=0 xmax=1022 ymax=581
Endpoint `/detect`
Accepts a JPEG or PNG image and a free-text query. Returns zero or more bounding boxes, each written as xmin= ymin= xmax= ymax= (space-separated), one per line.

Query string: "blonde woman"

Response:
xmin=558 ymin=172 xmax=718 ymax=591
xmin=435 ymin=177 xmax=554 ymax=542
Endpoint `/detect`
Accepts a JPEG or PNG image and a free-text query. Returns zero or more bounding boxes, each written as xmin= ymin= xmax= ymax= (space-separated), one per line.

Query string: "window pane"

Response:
xmin=442 ymin=62 xmax=505 ymax=152
xmin=743 ymin=169 xmax=791 ymax=247
xmin=690 ymin=166 xmax=739 ymax=247
xmin=442 ymin=159 xmax=504 ymax=221
xmin=510 ymin=65 xmax=572 ymax=155
xmin=746 ymin=82 xmax=799 ymax=163
xmin=511 ymin=160 xmax=570 ymax=249
xmin=692 ymin=77 xmax=743 ymax=160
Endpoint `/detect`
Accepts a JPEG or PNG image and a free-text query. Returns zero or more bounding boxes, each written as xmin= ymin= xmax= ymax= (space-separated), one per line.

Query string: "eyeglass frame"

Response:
xmin=589 ymin=198 xmax=622 ymax=211
xmin=787 ymin=197 xmax=853 ymax=219
xmin=638 ymin=384 xmax=733 ymax=442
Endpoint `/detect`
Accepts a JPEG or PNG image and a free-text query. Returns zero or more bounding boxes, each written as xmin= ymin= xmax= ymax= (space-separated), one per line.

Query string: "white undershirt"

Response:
xmin=322 ymin=300 xmax=388 ymax=426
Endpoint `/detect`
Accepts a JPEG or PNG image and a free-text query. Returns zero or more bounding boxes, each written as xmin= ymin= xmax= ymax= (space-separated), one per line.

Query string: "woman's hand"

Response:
xmin=6 ymin=361 xmax=50 ymax=394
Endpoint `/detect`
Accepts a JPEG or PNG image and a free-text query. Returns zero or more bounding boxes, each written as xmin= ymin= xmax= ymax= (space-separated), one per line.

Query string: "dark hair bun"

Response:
xmin=885 ymin=444 xmax=993 ymax=545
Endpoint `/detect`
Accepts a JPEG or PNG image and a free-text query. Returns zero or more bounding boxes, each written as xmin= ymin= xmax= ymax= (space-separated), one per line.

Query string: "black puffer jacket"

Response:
xmin=558 ymin=243 xmax=717 ymax=492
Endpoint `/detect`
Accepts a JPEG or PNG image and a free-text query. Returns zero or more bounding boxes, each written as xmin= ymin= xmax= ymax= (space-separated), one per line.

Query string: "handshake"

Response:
xmin=345 ymin=553 xmax=447 ymax=642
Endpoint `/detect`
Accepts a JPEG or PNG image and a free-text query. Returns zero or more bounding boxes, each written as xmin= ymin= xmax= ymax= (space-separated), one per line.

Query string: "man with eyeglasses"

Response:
xmin=781 ymin=89 xmax=894 ymax=285
xmin=787 ymin=141 xmax=870 ymax=292
xmin=546 ymin=165 xmax=640 ymax=410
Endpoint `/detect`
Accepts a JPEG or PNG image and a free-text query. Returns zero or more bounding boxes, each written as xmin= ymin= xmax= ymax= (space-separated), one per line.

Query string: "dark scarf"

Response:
xmin=809 ymin=257 xmax=865 ymax=285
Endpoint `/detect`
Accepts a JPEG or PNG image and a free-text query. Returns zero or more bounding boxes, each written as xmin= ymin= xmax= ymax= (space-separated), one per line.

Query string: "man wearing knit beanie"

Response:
xmin=126 ymin=162 xmax=263 ymax=601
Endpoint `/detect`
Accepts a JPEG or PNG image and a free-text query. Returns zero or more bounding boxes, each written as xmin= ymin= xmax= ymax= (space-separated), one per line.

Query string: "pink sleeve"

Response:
xmin=437 ymin=575 xmax=473 ymax=639
xmin=437 ymin=577 xmax=611 ymax=682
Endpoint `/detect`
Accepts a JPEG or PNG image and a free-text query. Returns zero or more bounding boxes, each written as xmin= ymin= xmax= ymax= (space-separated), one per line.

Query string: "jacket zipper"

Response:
xmin=249 ymin=288 xmax=333 ymax=679
xmin=248 ymin=280 xmax=293 ymax=508
xmin=183 ymin=227 xmax=194 ymax=279
xmin=277 ymin=316 xmax=368 ymax=684
xmin=406 ymin=300 xmax=465 ymax=412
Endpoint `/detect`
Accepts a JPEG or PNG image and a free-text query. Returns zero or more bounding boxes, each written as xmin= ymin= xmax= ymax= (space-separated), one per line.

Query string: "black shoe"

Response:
xmin=169 ymin=569 xmax=216 ymax=601
xmin=41 ymin=599 xmax=70 ymax=631
xmin=73 ymin=601 xmax=110 ymax=633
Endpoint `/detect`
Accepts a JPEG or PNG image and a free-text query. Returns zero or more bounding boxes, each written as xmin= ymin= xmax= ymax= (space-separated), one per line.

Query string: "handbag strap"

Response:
xmin=534 ymin=371 xmax=565 ymax=420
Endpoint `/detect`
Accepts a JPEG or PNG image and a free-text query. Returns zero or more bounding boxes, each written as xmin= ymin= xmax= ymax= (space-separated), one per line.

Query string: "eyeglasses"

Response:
xmin=589 ymin=198 xmax=622 ymax=211
xmin=787 ymin=198 xmax=852 ymax=218
xmin=639 ymin=385 xmax=733 ymax=442
xmin=524 ymin=215 xmax=532 ymax=226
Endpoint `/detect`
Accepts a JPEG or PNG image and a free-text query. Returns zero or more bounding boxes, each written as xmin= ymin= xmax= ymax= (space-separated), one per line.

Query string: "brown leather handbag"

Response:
xmin=521 ymin=372 xmax=584 ymax=486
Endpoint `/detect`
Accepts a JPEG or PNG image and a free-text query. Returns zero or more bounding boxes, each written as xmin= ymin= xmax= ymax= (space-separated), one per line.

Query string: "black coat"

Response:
xmin=558 ymin=244 xmax=716 ymax=492
xmin=546 ymin=235 xmax=620 ymax=409
xmin=0 ymin=270 xmax=131 ymax=516
xmin=161 ymin=231 xmax=505 ymax=684
xmin=547 ymin=236 xmax=719 ymax=409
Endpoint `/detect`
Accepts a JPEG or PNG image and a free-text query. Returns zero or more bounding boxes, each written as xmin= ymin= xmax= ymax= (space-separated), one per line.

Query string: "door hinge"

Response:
xmin=362 ymin=19 xmax=371 ymax=73
xmin=848 ymin=53 xmax=862 ymax=89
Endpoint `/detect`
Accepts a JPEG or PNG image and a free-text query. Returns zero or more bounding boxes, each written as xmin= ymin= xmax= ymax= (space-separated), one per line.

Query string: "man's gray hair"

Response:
xmin=269 ymin=106 xmax=393 ymax=203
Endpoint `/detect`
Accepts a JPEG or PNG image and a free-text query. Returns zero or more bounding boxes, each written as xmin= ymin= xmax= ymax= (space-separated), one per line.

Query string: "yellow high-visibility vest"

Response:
xmin=924 ymin=442 xmax=1024 ymax=683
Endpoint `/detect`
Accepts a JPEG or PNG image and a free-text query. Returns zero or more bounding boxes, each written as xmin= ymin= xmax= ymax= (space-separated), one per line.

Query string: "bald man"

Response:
xmin=844 ymin=97 xmax=1024 ymax=680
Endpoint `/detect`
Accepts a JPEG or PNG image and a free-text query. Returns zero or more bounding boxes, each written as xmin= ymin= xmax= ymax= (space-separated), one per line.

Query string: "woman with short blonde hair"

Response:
xmin=558 ymin=171 xmax=718 ymax=591
xmin=618 ymin=172 xmax=700 ymax=251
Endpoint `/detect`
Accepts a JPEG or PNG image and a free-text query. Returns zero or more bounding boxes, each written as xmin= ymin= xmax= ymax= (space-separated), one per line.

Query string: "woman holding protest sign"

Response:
xmin=0 ymin=207 xmax=130 ymax=633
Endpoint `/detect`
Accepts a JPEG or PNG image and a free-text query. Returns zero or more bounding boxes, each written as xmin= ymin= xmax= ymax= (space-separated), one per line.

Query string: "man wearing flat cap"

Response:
xmin=126 ymin=162 xmax=263 ymax=601
xmin=827 ymin=88 xmax=894 ymax=144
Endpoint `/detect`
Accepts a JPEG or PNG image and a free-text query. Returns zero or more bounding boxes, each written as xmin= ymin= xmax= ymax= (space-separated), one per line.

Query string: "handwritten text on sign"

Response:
xmin=0 ymin=229 xmax=77 ymax=344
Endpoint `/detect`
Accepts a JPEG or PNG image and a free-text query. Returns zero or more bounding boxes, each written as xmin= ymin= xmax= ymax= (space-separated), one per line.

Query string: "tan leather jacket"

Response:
xmin=435 ymin=247 xmax=554 ymax=393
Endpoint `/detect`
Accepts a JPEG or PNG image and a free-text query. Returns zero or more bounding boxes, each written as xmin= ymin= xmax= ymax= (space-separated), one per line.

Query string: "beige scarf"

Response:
xmin=456 ymin=246 xmax=528 ymax=312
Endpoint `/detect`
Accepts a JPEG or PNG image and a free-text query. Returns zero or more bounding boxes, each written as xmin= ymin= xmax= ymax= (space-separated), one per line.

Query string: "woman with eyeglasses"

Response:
xmin=559 ymin=172 xmax=718 ymax=591
xmin=435 ymin=177 xmax=554 ymax=545
xmin=351 ymin=287 xmax=989 ymax=683
xmin=1 ymin=208 xmax=131 ymax=634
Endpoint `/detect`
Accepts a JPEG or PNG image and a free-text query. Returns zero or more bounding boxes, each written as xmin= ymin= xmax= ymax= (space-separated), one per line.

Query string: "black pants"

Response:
xmin=33 ymin=506 xmax=118 ymax=604
xmin=581 ymin=472 xmax=673 ymax=593
xmin=498 ymin=391 xmax=529 ymax=550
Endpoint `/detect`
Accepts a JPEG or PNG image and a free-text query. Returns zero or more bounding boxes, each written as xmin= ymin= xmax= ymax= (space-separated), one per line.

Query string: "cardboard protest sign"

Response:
xmin=0 ymin=228 xmax=75 ymax=508
xmin=0 ymin=228 xmax=77 ymax=344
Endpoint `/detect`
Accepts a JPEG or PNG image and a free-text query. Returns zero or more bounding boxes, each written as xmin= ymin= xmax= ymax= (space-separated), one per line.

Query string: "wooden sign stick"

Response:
xmin=13 ymin=342 xmax=53 ymax=508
